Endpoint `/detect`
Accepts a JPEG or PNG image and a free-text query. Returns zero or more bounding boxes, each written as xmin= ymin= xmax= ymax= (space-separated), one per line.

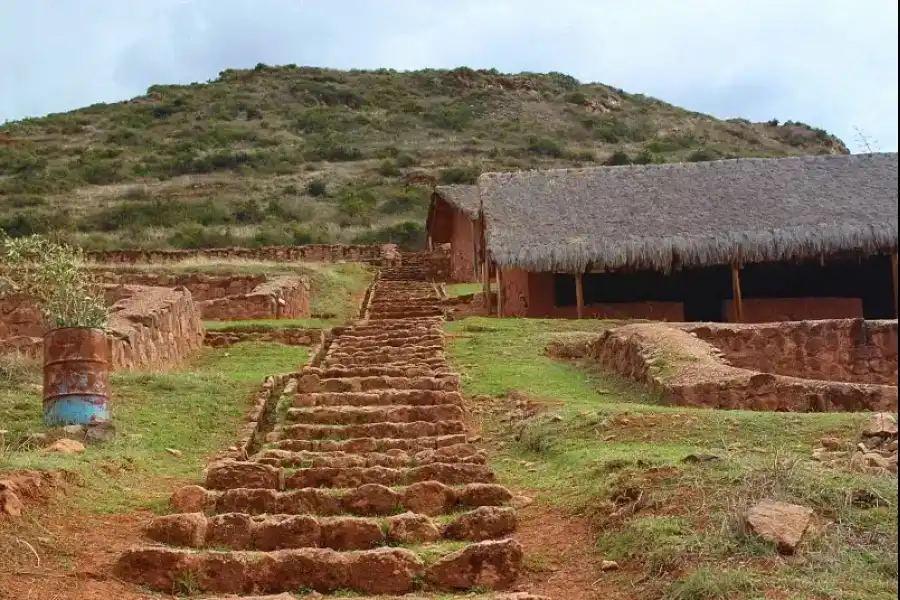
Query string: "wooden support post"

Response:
xmin=575 ymin=273 xmax=584 ymax=319
xmin=892 ymin=251 xmax=898 ymax=318
xmin=731 ymin=262 xmax=744 ymax=323
xmin=482 ymin=256 xmax=491 ymax=316
xmin=496 ymin=265 xmax=504 ymax=318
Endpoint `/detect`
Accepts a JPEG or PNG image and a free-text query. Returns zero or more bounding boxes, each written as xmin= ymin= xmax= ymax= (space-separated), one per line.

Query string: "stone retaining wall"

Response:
xmin=1 ymin=284 xmax=204 ymax=372
xmin=205 ymin=326 xmax=323 ymax=348
xmin=684 ymin=319 xmax=898 ymax=386
xmin=86 ymin=244 xmax=402 ymax=266
xmin=94 ymin=271 xmax=310 ymax=322
xmin=585 ymin=321 xmax=898 ymax=412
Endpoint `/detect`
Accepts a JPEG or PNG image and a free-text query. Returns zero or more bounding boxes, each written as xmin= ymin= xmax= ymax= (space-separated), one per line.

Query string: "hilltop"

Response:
xmin=0 ymin=65 xmax=848 ymax=250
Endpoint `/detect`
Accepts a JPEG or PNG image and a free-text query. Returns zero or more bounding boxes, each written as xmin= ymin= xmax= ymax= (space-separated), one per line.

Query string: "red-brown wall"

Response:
xmin=427 ymin=198 xmax=455 ymax=244
xmin=500 ymin=271 xmax=684 ymax=320
xmin=449 ymin=209 xmax=477 ymax=283
xmin=723 ymin=297 xmax=864 ymax=323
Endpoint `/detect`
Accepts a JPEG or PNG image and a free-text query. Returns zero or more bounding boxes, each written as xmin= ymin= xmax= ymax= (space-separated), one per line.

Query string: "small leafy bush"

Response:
xmin=306 ymin=179 xmax=327 ymax=197
xmin=439 ymin=165 xmax=481 ymax=185
xmin=0 ymin=233 xmax=108 ymax=328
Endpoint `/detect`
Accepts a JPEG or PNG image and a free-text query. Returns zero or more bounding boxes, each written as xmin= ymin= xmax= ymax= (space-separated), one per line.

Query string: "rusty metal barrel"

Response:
xmin=42 ymin=327 xmax=111 ymax=426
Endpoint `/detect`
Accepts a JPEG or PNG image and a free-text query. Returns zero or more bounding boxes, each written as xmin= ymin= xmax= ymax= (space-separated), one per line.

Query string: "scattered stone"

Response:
xmin=820 ymin=437 xmax=845 ymax=451
xmin=510 ymin=495 xmax=534 ymax=509
xmin=444 ymin=507 xmax=517 ymax=541
xmin=165 ymin=448 xmax=183 ymax=458
xmin=0 ymin=489 xmax=23 ymax=518
xmin=863 ymin=413 xmax=898 ymax=438
xmin=171 ymin=485 xmax=212 ymax=513
xmin=746 ymin=500 xmax=814 ymax=555
xmin=682 ymin=453 xmax=723 ymax=464
xmin=84 ymin=420 xmax=117 ymax=444
xmin=600 ymin=560 xmax=620 ymax=571
xmin=46 ymin=438 xmax=85 ymax=454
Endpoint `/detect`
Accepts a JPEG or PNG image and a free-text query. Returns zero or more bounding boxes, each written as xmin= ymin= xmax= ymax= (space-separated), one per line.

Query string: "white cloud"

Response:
xmin=1 ymin=0 xmax=896 ymax=151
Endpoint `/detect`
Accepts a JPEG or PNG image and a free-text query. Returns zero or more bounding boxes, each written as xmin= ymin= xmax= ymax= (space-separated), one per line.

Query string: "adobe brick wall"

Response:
xmin=1 ymin=285 xmax=204 ymax=372
xmin=399 ymin=248 xmax=452 ymax=282
xmin=723 ymin=297 xmax=864 ymax=322
xmin=449 ymin=208 xmax=477 ymax=283
xmin=585 ymin=321 xmax=898 ymax=412
xmin=85 ymin=244 xmax=401 ymax=266
xmin=196 ymin=277 xmax=310 ymax=321
xmin=501 ymin=270 xmax=684 ymax=320
xmin=685 ymin=319 xmax=898 ymax=386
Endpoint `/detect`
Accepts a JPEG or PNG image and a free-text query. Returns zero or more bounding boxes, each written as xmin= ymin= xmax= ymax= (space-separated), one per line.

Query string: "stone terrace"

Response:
xmin=113 ymin=262 xmax=542 ymax=598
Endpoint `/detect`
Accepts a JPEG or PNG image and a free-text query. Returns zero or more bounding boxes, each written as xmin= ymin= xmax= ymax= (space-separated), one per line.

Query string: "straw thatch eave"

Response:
xmin=479 ymin=153 xmax=899 ymax=274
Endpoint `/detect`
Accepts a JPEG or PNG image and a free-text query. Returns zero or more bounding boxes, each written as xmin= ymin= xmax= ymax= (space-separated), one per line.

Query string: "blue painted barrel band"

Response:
xmin=44 ymin=395 xmax=110 ymax=426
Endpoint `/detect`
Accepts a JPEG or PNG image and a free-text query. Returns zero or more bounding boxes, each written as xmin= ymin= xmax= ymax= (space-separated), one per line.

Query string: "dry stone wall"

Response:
xmin=1 ymin=284 xmax=204 ymax=372
xmin=586 ymin=321 xmax=898 ymax=413
xmin=87 ymin=244 xmax=401 ymax=266
xmin=0 ymin=296 xmax=43 ymax=338
xmin=685 ymin=319 xmax=898 ymax=386
xmin=205 ymin=326 xmax=324 ymax=348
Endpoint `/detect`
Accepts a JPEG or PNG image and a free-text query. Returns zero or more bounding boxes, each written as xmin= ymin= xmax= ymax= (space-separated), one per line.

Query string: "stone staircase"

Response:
xmin=113 ymin=270 xmax=545 ymax=599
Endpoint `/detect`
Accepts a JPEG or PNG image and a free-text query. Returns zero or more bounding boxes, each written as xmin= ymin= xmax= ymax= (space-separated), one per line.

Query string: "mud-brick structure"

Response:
xmin=426 ymin=185 xmax=483 ymax=283
xmin=475 ymin=152 xmax=898 ymax=322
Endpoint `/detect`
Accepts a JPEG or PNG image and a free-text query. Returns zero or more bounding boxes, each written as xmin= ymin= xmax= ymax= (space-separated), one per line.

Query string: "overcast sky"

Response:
xmin=1 ymin=0 xmax=897 ymax=152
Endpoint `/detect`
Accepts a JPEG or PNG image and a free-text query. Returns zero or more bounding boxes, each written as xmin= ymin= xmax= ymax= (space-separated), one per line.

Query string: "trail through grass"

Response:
xmin=446 ymin=317 xmax=898 ymax=599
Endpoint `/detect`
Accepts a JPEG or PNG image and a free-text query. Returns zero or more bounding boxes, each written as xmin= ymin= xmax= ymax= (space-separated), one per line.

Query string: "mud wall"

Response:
xmin=586 ymin=321 xmax=898 ymax=413
xmin=400 ymin=248 xmax=452 ymax=282
xmin=686 ymin=319 xmax=898 ymax=386
xmin=501 ymin=271 xmax=684 ymax=321
xmin=449 ymin=208 xmax=476 ymax=283
xmin=94 ymin=272 xmax=266 ymax=301
xmin=722 ymin=297 xmax=865 ymax=322
xmin=86 ymin=244 xmax=401 ymax=266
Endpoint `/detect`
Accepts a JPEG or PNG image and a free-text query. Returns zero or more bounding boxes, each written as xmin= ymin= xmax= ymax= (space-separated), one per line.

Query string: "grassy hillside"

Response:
xmin=0 ymin=65 xmax=848 ymax=250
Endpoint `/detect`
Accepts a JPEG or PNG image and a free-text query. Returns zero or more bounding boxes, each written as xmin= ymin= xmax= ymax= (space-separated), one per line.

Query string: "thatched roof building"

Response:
xmin=429 ymin=185 xmax=479 ymax=219
xmin=426 ymin=184 xmax=483 ymax=283
xmin=479 ymin=153 xmax=899 ymax=274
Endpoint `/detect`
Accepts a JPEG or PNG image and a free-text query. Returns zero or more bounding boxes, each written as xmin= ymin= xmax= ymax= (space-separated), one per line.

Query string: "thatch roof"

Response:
xmin=480 ymin=153 xmax=898 ymax=273
xmin=432 ymin=185 xmax=480 ymax=219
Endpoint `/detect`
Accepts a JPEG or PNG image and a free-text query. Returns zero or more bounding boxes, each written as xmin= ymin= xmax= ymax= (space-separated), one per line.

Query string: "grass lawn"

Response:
xmin=0 ymin=343 xmax=306 ymax=514
xmin=203 ymin=318 xmax=331 ymax=331
xmin=446 ymin=317 xmax=898 ymax=600
xmin=445 ymin=282 xmax=488 ymax=297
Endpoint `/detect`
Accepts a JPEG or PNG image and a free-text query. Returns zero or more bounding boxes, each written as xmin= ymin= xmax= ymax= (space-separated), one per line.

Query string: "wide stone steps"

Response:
xmin=172 ymin=482 xmax=514 ymax=517
xmin=114 ymin=276 xmax=534 ymax=599
xmin=269 ymin=433 xmax=470 ymax=454
xmin=253 ymin=444 xmax=485 ymax=468
xmin=198 ymin=592 xmax=549 ymax=600
xmin=293 ymin=389 xmax=463 ymax=407
xmin=278 ymin=419 xmax=467 ymax=441
xmin=117 ymin=539 xmax=523 ymax=595
xmin=146 ymin=506 xmax=516 ymax=550
xmin=205 ymin=461 xmax=494 ymax=490
xmin=285 ymin=404 xmax=465 ymax=425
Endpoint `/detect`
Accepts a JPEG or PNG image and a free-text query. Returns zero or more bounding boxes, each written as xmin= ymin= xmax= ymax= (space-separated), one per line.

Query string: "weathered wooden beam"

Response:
xmin=575 ymin=273 xmax=584 ymax=319
xmin=731 ymin=262 xmax=744 ymax=323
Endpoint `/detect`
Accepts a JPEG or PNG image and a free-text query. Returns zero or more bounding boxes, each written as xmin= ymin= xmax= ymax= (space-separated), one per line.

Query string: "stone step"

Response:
xmin=331 ymin=335 xmax=444 ymax=349
xmin=278 ymin=419 xmax=466 ymax=441
xmin=270 ymin=433 xmax=468 ymax=453
xmin=172 ymin=481 xmax=514 ymax=517
xmin=338 ymin=327 xmax=441 ymax=340
xmin=313 ymin=365 xmax=451 ymax=379
xmin=326 ymin=345 xmax=445 ymax=358
xmin=293 ymin=389 xmax=463 ymax=407
xmin=197 ymin=594 xmax=549 ymax=600
xmin=116 ymin=539 xmax=523 ymax=595
xmin=297 ymin=374 xmax=460 ymax=393
xmin=146 ymin=506 xmax=516 ymax=550
xmin=253 ymin=443 xmax=485 ymax=468
xmin=205 ymin=461 xmax=494 ymax=490
xmin=285 ymin=404 xmax=465 ymax=425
